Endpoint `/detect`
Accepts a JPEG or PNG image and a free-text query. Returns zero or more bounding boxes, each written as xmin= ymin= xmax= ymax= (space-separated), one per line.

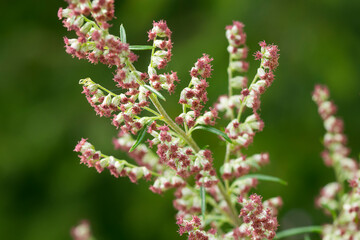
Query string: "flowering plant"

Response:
xmin=312 ymin=85 xmax=360 ymax=240
xmin=59 ymin=1 xmax=359 ymax=239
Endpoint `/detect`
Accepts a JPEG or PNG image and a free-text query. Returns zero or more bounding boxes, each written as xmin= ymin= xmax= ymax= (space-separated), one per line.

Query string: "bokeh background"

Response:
xmin=1 ymin=0 xmax=360 ymax=239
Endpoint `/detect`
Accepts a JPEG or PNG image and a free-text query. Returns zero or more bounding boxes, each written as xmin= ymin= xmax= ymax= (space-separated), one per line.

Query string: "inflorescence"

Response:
xmin=313 ymin=85 xmax=360 ymax=240
xmin=59 ymin=1 xmax=282 ymax=239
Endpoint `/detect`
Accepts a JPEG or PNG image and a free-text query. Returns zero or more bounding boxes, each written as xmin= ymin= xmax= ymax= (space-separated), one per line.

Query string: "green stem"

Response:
xmin=206 ymin=197 xmax=235 ymax=226
xmin=224 ymin=53 xmax=234 ymax=191
xmin=224 ymin=143 xmax=231 ymax=190
xmin=150 ymin=95 xmax=200 ymax=152
xmin=217 ymin=181 xmax=241 ymax=226
xmin=182 ymin=105 xmax=189 ymax=134
xmin=143 ymin=106 xmax=161 ymax=117
xmin=227 ymin=55 xmax=233 ymax=97
xmin=236 ymin=73 xmax=259 ymax=121
xmin=150 ymin=36 xmax=157 ymax=68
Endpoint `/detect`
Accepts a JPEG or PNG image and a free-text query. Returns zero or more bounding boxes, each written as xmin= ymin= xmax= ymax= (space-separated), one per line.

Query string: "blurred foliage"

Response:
xmin=1 ymin=0 xmax=360 ymax=239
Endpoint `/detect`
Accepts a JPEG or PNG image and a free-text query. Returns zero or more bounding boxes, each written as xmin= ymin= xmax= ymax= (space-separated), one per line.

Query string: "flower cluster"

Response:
xmin=313 ymin=85 xmax=360 ymax=240
xmin=147 ymin=21 xmax=180 ymax=94
xmin=216 ymin=40 xmax=279 ymax=162
xmin=59 ymin=0 xmax=137 ymax=75
xmin=312 ymin=85 xmax=358 ymax=182
xmin=148 ymin=20 xmax=172 ymax=69
xmin=254 ymin=41 xmax=279 ymax=84
xmin=74 ymin=138 xmax=153 ymax=183
xmin=321 ymin=180 xmax=360 ymax=240
xmin=226 ymin=21 xmax=249 ymax=89
xmin=176 ymin=216 xmax=216 ymax=240
xmin=178 ymin=54 xmax=214 ymax=118
xmin=60 ymin=2 xmax=282 ymax=239
xmin=315 ymin=182 xmax=342 ymax=212
xmin=225 ymin=114 xmax=264 ymax=149
xmin=238 ymin=194 xmax=279 ymax=240
xmin=221 ymin=153 xmax=269 ymax=180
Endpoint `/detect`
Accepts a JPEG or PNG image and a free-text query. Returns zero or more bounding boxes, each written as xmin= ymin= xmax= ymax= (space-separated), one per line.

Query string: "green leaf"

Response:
xmin=129 ymin=121 xmax=152 ymax=152
xmin=129 ymin=45 xmax=154 ymax=50
xmin=200 ymin=186 xmax=206 ymax=218
xmin=304 ymin=234 xmax=311 ymax=240
xmin=237 ymin=174 xmax=288 ymax=186
xmin=275 ymin=226 xmax=322 ymax=239
xmin=143 ymin=85 xmax=166 ymax=101
xmin=120 ymin=24 xmax=126 ymax=43
xmin=192 ymin=125 xmax=232 ymax=143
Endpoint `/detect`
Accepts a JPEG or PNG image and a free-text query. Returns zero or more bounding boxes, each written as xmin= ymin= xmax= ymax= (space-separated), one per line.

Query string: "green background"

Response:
xmin=1 ymin=0 xmax=360 ymax=239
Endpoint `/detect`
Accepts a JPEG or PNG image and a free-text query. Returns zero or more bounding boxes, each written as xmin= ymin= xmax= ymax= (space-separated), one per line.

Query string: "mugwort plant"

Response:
xmin=312 ymin=85 xmax=360 ymax=240
xmin=59 ymin=0 xmax=359 ymax=239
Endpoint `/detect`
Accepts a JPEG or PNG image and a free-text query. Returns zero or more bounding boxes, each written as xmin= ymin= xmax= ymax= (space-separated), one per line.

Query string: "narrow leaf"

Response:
xmin=200 ymin=186 xmax=206 ymax=217
xmin=143 ymin=85 xmax=166 ymax=101
xmin=237 ymin=174 xmax=288 ymax=186
xmin=129 ymin=121 xmax=152 ymax=152
xmin=304 ymin=234 xmax=311 ymax=240
xmin=120 ymin=24 xmax=126 ymax=43
xmin=275 ymin=226 xmax=322 ymax=239
xmin=192 ymin=125 xmax=232 ymax=143
xmin=129 ymin=45 xmax=154 ymax=50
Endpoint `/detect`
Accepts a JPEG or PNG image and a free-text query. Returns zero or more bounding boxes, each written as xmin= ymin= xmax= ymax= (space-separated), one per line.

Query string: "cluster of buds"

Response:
xmin=313 ymin=85 xmax=360 ymax=240
xmin=79 ymin=78 xmax=120 ymax=117
xmin=148 ymin=20 xmax=172 ymax=69
xmin=74 ymin=138 xmax=152 ymax=183
xmin=322 ymin=180 xmax=360 ymax=240
xmin=149 ymin=170 xmax=186 ymax=194
xmin=59 ymin=0 xmax=137 ymax=85
xmin=176 ymin=216 xmax=216 ymax=240
xmin=315 ymin=182 xmax=342 ymax=212
xmin=263 ymin=197 xmax=283 ymax=217
xmin=149 ymin=71 xmax=180 ymax=94
xmin=174 ymin=187 xmax=202 ymax=216
xmin=349 ymin=175 xmax=360 ymax=193
xmin=222 ymin=195 xmax=282 ymax=240
xmin=239 ymin=41 xmax=279 ymax=114
xmin=179 ymin=55 xmax=213 ymax=117
xmin=147 ymin=21 xmax=180 ymax=94
xmin=146 ymin=122 xmax=217 ymax=188
xmin=224 ymin=114 xmax=264 ymax=149
xmin=221 ymin=153 xmax=269 ymax=180
xmin=254 ymin=41 xmax=279 ymax=84
xmin=176 ymin=108 xmax=218 ymax=128
xmin=226 ymin=21 xmax=249 ymax=89
xmin=230 ymin=178 xmax=258 ymax=196
xmin=113 ymin=130 xmax=164 ymax=172
xmin=238 ymin=194 xmax=279 ymax=240
xmin=214 ymin=95 xmax=241 ymax=119
xmin=312 ymin=85 xmax=358 ymax=182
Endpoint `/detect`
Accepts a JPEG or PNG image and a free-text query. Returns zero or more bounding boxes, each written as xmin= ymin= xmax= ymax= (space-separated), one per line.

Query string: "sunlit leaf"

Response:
xmin=236 ymin=174 xmax=288 ymax=186
xmin=129 ymin=45 xmax=154 ymax=50
xmin=120 ymin=24 xmax=126 ymax=43
xmin=192 ymin=125 xmax=232 ymax=143
xmin=143 ymin=85 xmax=166 ymax=101
xmin=275 ymin=226 xmax=322 ymax=239
xmin=129 ymin=121 xmax=152 ymax=152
